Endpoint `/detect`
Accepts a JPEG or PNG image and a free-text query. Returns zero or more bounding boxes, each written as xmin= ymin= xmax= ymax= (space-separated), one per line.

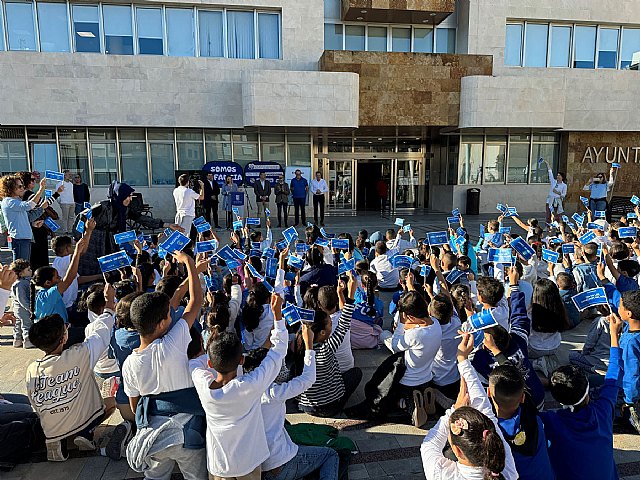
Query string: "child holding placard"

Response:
xmin=616 ymin=290 xmax=640 ymax=434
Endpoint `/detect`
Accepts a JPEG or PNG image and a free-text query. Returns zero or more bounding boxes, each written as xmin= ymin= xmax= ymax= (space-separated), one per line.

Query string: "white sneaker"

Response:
xmin=13 ymin=338 xmax=23 ymax=348
xmin=46 ymin=441 xmax=68 ymax=462
xmin=73 ymin=435 xmax=97 ymax=451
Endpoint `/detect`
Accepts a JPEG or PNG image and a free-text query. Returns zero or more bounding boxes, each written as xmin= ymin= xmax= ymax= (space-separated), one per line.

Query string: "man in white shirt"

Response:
xmin=58 ymin=170 xmax=76 ymax=234
xmin=310 ymin=171 xmax=329 ymax=226
xmin=370 ymin=241 xmax=400 ymax=291
xmin=173 ymin=174 xmax=203 ymax=234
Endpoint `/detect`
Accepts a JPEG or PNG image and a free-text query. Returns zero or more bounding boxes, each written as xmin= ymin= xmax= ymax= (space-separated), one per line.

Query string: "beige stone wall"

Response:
xmin=320 ymin=51 xmax=492 ymax=127
xmin=341 ymin=0 xmax=454 ymax=22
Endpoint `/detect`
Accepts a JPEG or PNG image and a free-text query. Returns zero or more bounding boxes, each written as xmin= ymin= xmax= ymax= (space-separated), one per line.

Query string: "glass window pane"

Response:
xmin=324 ymin=23 xmax=343 ymax=50
xmin=199 ymin=10 xmax=224 ymax=57
xmin=258 ymin=13 xmax=279 ymax=59
xmin=73 ymin=5 xmax=100 ymax=53
xmin=484 ymin=139 xmax=506 ymax=184
xmin=598 ymin=28 xmax=619 ymax=68
xmin=505 ymin=24 xmax=523 ymax=66
xmin=206 ymin=142 xmax=232 ymax=161
xmin=119 ymin=128 xmax=145 ymax=141
xmin=177 ymin=129 xmax=202 ymax=141
xmin=345 ymin=25 xmax=365 ymax=51
xmin=167 ymin=8 xmax=195 ymax=56
xmin=0 ymin=141 xmax=28 ymax=174
xmin=91 ymin=143 xmax=117 ymax=186
xmin=0 ymin=6 xmax=4 ymax=51
xmin=227 ymin=10 xmax=255 ymax=59
xmin=89 ymin=129 xmax=116 ymax=141
xmin=150 ymin=143 xmax=175 ymax=185
xmin=324 ymin=0 xmax=341 ymax=20
xmin=137 ymin=7 xmax=163 ymax=55
xmin=288 ymin=143 xmax=311 ymax=167
xmin=58 ymin=128 xmax=86 ymax=140
xmin=120 ymin=143 xmax=148 ymax=186
xmin=37 ymin=3 xmax=70 ymax=52
xmin=507 ymin=141 xmax=530 ymax=183
xmin=60 ymin=141 xmax=90 ymax=181
xmin=531 ymin=143 xmax=558 ymax=183
xmin=147 ymin=129 xmax=174 ymax=141
xmin=103 ymin=5 xmax=133 ymax=55
xmin=261 ymin=142 xmax=285 ymax=162
xmin=205 ymin=129 xmax=231 ymax=142
xmin=414 ymin=27 xmax=433 ymax=53
xmin=574 ymin=26 xmax=596 ymax=68
xmin=621 ymin=28 xmax=640 ymax=69
xmin=6 ymin=2 xmax=36 ymax=51
xmin=367 ymin=26 xmax=387 ymax=52
xmin=524 ymin=23 xmax=548 ymax=67
xmin=392 ymin=27 xmax=411 ymax=52
xmin=458 ymin=140 xmax=482 ymax=185
xmin=233 ymin=141 xmax=258 ymax=169
xmin=177 ymin=143 xmax=204 ymax=170
xmin=549 ymin=25 xmax=571 ymax=67
xmin=435 ymin=28 xmax=455 ymax=53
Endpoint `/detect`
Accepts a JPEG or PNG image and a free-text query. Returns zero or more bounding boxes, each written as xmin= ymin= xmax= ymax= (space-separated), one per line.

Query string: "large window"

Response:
xmin=531 ymin=134 xmax=559 ymax=183
xmin=6 ymin=1 xmax=36 ymax=51
xmin=258 ymin=12 xmax=280 ymax=59
xmin=574 ymin=26 xmax=596 ymax=68
xmin=166 ymin=8 xmax=195 ymax=56
xmin=199 ymin=10 xmax=224 ymax=57
xmin=205 ymin=130 xmax=232 ymax=162
xmin=507 ymin=135 xmax=530 ymax=184
xmin=345 ymin=25 xmax=365 ymax=51
xmin=89 ymin=129 xmax=117 ymax=186
xmin=120 ymin=142 xmax=148 ymax=186
xmin=59 ymin=133 xmax=90 ymax=182
xmin=435 ymin=28 xmax=455 ymax=53
xmin=0 ymin=130 xmax=28 ymax=174
xmin=598 ymin=28 xmax=619 ymax=68
xmin=367 ymin=26 xmax=387 ymax=52
xmin=103 ymin=5 xmax=133 ymax=55
xmin=149 ymin=140 xmax=175 ymax=186
xmin=504 ymin=24 xmax=523 ymax=66
xmin=459 ymin=137 xmax=483 ymax=185
xmin=73 ymin=5 xmax=100 ymax=53
xmin=621 ymin=28 xmax=640 ymax=68
xmin=324 ymin=0 xmax=341 ymax=20
xmin=232 ymin=132 xmax=258 ymax=169
xmin=524 ymin=24 xmax=548 ymax=67
xmin=549 ymin=25 xmax=571 ymax=67
xmin=177 ymin=130 xmax=204 ymax=170
xmin=483 ymin=137 xmax=506 ymax=184
xmin=325 ymin=23 xmax=343 ymax=50
xmin=136 ymin=7 xmax=163 ymax=55
xmin=37 ymin=2 xmax=70 ymax=52
xmin=413 ymin=27 xmax=433 ymax=53
xmin=392 ymin=27 xmax=411 ymax=53
xmin=227 ymin=10 xmax=255 ymax=59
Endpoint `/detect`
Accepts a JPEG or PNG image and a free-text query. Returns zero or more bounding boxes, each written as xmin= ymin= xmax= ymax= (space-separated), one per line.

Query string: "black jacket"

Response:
xmin=254 ymin=179 xmax=271 ymax=200
xmin=203 ymin=179 xmax=220 ymax=207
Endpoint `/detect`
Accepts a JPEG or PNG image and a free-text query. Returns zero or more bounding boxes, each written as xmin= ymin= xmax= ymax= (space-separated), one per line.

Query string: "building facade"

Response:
xmin=0 ymin=0 xmax=638 ymax=215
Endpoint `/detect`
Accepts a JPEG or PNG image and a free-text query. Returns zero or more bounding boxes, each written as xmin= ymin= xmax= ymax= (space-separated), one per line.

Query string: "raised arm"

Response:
xmin=172 ymin=251 xmax=202 ymax=328
xmin=57 ymin=219 xmax=95 ymax=295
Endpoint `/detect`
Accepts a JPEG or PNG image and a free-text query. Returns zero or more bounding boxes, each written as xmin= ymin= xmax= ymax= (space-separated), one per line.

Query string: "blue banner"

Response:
xmin=394 ymin=217 xmax=404 ymax=227
xmin=282 ymin=226 xmax=298 ymax=243
xmin=572 ymin=213 xmax=585 ymax=226
xmin=244 ymin=161 xmax=284 ymax=186
xmin=76 ymin=220 xmax=85 ymax=234
xmin=265 ymin=257 xmax=278 ymax=278
xmin=446 ymin=269 xmax=466 ymax=285
xmin=403 ymin=224 xmax=411 ymax=233
xmin=98 ymin=250 xmax=132 ymax=273
xmin=579 ymin=231 xmax=597 ymax=244
xmin=469 ymin=309 xmax=498 ymax=331
xmin=628 ymin=212 xmax=638 ymax=219
xmin=488 ymin=248 xmax=514 ymax=264
xmin=509 ymin=237 xmax=535 ymax=261
xmin=195 ymin=240 xmax=218 ymax=254
xmin=193 ymin=216 xmax=207 ymax=226
xmin=202 ymin=161 xmax=244 ymax=186
xmin=45 ymin=170 xmax=64 ymax=181
xmin=419 ymin=265 xmax=432 ymax=278
xmin=579 ymin=196 xmax=590 ymax=207
xmin=232 ymin=220 xmax=243 ymax=231
xmin=447 ymin=216 xmax=461 ymax=226
xmin=427 ymin=231 xmax=448 ymax=245
xmin=196 ymin=222 xmax=211 ymax=233
xmin=246 ymin=263 xmax=264 ymax=280
xmin=542 ymin=248 xmax=560 ymax=264
xmin=338 ymin=258 xmax=356 ymax=275
xmin=275 ymin=239 xmax=288 ymax=251
xmin=315 ymin=237 xmax=329 ymax=248
xmin=114 ymin=230 xmax=137 ymax=245
xmin=331 ymin=238 xmax=349 ymax=250
xmin=561 ymin=243 xmax=575 ymax=254
xmin=217 ymin=245 xmax=238 ymax=263
xmin=391 ymin=255 xmax=414 ymax=269
xmin=571 ymin=287 xmax=609 ymax=312
xmin=619 ymin=226 xmax=638 ymax=239
xmin=246 ymin=217 xmax=261 ymax=226
xmin=496 ymin=203 xmax=507 ymax=213
xmin=451 ymin=208 xmax=461 ymax=217
xmin=231 ymin=192 xmax=245 ymax=207
xmin=287 ymin=255 xmax=304 ymax=270
xmin=631 ymin=195 xmax=640 ymax=206
xmin=594 ymin=210 xmax=606 ymax=219
xmin=160 ymin=230 xmax=191 ymax=253
xmin=296 ymin=243 xmax=310 ymax=254
xmin=44 ymin=217 xmax=60 ymax=232
xmin=499 ymin=226 xmax=511 ymax=234
xmin=262 ymin=247 xmax=276 ymax=259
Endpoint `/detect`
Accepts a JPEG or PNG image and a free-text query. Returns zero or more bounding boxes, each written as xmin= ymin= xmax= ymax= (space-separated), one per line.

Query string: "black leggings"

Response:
xmin=300 ymin=367 xmax=363 ymax=418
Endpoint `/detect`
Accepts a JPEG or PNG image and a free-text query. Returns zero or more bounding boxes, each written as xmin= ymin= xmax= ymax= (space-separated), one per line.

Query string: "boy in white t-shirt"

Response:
xmin=190 ymin=294 xmax=288 ymax=480
xmin=51 ymin=236 xmax=102 ymax=310
xmin=122 ymin=251 xmax=206 ymax=480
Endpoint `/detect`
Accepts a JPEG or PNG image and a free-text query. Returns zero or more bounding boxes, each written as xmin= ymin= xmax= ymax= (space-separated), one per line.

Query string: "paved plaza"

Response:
xmin=1 ymin=212 xmax=640 ymax=480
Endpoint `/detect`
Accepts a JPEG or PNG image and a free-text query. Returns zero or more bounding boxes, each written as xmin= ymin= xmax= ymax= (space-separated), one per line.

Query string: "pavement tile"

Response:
xmin=347 ymin=463 xmax=369 ymax=479
xmin=77 ymin=456 xmax=109 ymax=480
xmin=378 ymin=457 xmax=425 ymax=476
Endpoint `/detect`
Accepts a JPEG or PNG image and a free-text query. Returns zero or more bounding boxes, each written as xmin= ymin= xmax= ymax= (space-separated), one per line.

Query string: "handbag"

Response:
xmin=45 ymin=206 xmax=59 ymax=220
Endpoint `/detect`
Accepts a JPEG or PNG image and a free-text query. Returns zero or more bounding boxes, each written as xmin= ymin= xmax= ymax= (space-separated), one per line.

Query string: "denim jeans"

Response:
xmin=11 ymin=238 xmax=31 ymax=262
xmin=145 ymin=443 xmax=207 ymax=480
xmin=589 ymin=198 xmax=607 ymax=215
xmin=264 ymin=446 xmax=339 ymax=480
xmin=0 ymin=393 xmax=34 ymax=423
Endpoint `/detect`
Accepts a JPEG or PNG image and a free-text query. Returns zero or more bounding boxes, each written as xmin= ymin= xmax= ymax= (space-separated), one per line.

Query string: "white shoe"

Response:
xmin=46 ymin=441 xmax=68 ymax=462
xmin=73 ymin=435 xmax=97 ymax=451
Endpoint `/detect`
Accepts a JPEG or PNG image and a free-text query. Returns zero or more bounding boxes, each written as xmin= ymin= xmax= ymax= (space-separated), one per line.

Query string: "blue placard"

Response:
xmin=338 ymin=258 xmax=356 ymax=275
xmin=447 ymin=216 xmax=461 ymax=226
xmin=509 ymin=237 xmax=535 ymax=261
xmin=627 ymin=212 xmax=638 ymax=219
xmin=204 ymin=274 xmax=220 ymax=292
xmin=163 ymin=227 xmax=173 ymax=237
xmin=232 ymin=207 xmax=240 ymax=215
xmin=490 ymin=233 xmax=503 ymax=245
xmin=314 ymin=237 xmax=329 ymax=248
xmin=594 ymin=210 xmax=606 ymax=219
xmin=43 ymin=217 xmax=60 ymax=232
xmin=45 ymin=170 xmax=64 ymax=181
xmin=612 ymin=162 xmax=621 ymax=168
xmin=542 ymin=248 xmax=560 ymax=264
xmin=587 ymin=222 xmax=600 ymax=230
xmin=561 ymin=243 xmax=575 ymax=254
xmin=488 ymin=248 xmax=514 ymax=264
xmin=232 ymin=249 xmax=247 ymax=261
xmin=496 ymin=203 xmax=507 ymax=213
xmin=579 ymin=196 xmax=590 ymax=207
xmin=262 ymin=280 xmax=274 ymax=293
xmin=296 ymin=243 xmax=310 ymax=254
xmin=456 ymin=227 xmax=466 ymax=237
xmin=114 ymin=230 xmax=137 ymax=245
xmin=196 ymin=222 xmax=211 ymax=233
xmin=284 ymin=271 xmax=296 ymax=282
xmin=419 ymin=265 xmax=432 ymax=278
xmin=537 ymin=157 xmax=545 ymax=165
xmin=97 ymin=250 xmax=132 ymax=273
xmin=499 ymin=226 xmax=511 ymax=234
xmin=469 ymin=309 xmax=498 ymax=331
xmin=83 ymin=202 xmax=91 ymax=210
xmin=246 ymin=263 xmax=264 ymax=280
xmin=451 ymin=208 xmax=461 ymax=217
xmin=549 ymin=236 xmax=563 ymax=245
xmin=571 ymin=287 xmax=608 ymax=312
xmin=44 ymin=189 xmax=53 ymax=198
xmin=265 ymin=257 xmax=278 ymax=278
xmin=446 ymin=269 xmax=466 ymax=285
xmin=331 ymin=238 xmax=349 ymax=250
xmin=249 ymin=249 xmax=262 ymax=258
xmin=631 ymin=195 xmax=640 ymax=206
xmin=275 ymin=239 xmax=288 ymax=251
xmin=231 ymin=192 xmax=245 ymax=207
xmin=287 ymin=255 xmax=305 ymax=270
xmin=392 ymin=255 xmax=414 ymax=269
xmin=579 ymin=230 xmax=597 ymax=245
xmin=157 ymin=246 xmax=168 ymax=259
xmin=572 ymin=213 xmax=585 ymax=226
xmin=82 ymin=206 xmax=92 ymax=219
xmin=455 ymin=236 xmax=466 ymax=248
xmin=160 ymin=230 xmax=191 ymax=253
xmin=76 ymin=220 xmax=85 ymax=234
xmin=506 ymin=207 xmax=518 ymax=217
xmin=403 ymin=224 xmax=411 ymax=233
xmin=282 ymin=226 xmax=298 ymax=243
xmin=232 ymin=220 xmax=243 ymax=231
xmin=193 ymin=216 xmax=207 ymax=226
xmin=195 ymin=239 xmax=218 ymax=254
xmin=394 ymin=217 xmax=405 ymax=227
xmin=251 ymin=242 xmax=261 ymax=250
xmin=265 ymin=208 xmax=270 ymax=217
xmin=283 ymin=303 xmax=301 ymax=326
xmin=479 ymin=224 xmax=486 ymax=236
xmin=297 ymin=307 xmax=315 ymax=323
xmin=548 ymin=221 xmax=559 ymax=229
xmin=226 ymin=258 xmax=241 ymax=270
xmin=246 ymin=217 xmax=261 ymax=226
xmin=262 ymin=247 xmax=276 ymax=259
xmin=427 ymin=231 xmax=448 ymax=245
xmin=619 ymin=226 xmax=638 ymax=239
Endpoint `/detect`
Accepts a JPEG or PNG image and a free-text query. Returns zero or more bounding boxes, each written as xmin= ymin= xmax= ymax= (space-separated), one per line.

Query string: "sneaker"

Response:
xmin=423 ymin=388 xmax=437 ymax=416
xmin=46 ymin=441 xmax=68 ymax=462
xmin=412 ymin=390 xmax=428 ymax=428
xmin=73 ymin=435 xmax=96 ymax=451
xmin=431 ymin=389 xmax=455 ymax=410
xmin=23 ymin=338 xmax=35 ymax=349
xmin=104 ymin=421 xmax=133 ymax=460
xmin=629 ymin=406 xmax=640 ymax=435
xmin=13 ymin=338 xmax=23 ymax=348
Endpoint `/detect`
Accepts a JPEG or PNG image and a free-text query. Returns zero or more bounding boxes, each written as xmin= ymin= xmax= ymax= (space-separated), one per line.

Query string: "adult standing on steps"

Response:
xmin=203 ymin=172 xmax=221 ymax=229
xmin=58 ymin=170 xmax=75 ymax=234
xmin=542 ymin=159 xmax=566 ymax=224
xmin=73 ymin=173 xmax=91 ymax=215
xmin=311 ymin=171 xmax=329 ymax=226
xmin=290 ymin=169 xmax=308 ymax=227
xmin=583 ymin=167 xmax=616 ymax=217
xmin=253 ymin=171 xmax=271 ymax=217
xmin=173 ymin=173 xmax=204 ymax=234
xmin=274 ymin=174 xmax=290 ymax=228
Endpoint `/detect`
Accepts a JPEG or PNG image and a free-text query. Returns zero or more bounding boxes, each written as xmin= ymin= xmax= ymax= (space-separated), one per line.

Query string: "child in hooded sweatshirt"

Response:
xmin=9 ymin=259 xmax=33 ymax=348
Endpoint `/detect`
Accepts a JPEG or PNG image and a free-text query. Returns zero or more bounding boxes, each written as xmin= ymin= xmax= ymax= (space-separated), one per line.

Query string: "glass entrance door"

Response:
xmin=31 ymin=143 xmax=58 ymax=172
xmin=395 ymin=159 xmax=421 ymax=209
xmin=327 ymin=159 xmax=353 ymax=210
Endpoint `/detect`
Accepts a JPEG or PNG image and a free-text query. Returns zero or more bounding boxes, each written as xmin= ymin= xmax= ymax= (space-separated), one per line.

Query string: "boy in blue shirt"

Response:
xmin=539 ymin=313 xmax=624 ymax=480
xmin=617 ymin=290 xmax=640 ymax=434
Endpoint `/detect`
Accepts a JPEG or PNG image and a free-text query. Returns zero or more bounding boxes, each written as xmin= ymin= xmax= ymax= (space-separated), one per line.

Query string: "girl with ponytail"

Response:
xmin=421 ymin=333 xmax=518 ymax=480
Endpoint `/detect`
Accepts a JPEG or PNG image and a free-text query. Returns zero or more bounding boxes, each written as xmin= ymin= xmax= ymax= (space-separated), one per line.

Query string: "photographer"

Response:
xmin=583 ymin=167 xmax=616 ymax=215
xmin=173 ymin=173 xmax=204 ymax=233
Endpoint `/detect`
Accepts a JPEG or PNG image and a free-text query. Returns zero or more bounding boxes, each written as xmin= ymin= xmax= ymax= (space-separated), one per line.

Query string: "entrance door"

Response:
xmin=356 ymin=160 xmax=391 ymax=211
xmin=31 ymin=143 xmax=58 ymax=172
xmin=328 ymin=159 xmax=353 ymax=209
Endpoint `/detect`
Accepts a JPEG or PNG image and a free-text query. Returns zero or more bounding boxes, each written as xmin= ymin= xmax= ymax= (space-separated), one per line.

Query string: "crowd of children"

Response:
xmin=0 ymin=181 xmax=639 ymax=480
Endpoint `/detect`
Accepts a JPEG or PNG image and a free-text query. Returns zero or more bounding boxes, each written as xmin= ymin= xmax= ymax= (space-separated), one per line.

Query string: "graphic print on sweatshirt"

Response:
xmin=31 ymin=366 xmax=83 ymax=413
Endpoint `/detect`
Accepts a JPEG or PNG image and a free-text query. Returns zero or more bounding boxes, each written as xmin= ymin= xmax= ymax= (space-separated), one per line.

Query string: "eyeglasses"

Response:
xmin=16 ymin=184 xmax=24 ymax=188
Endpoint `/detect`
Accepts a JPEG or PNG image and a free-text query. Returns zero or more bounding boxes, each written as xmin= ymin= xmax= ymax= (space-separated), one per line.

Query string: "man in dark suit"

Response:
xmin=253 ymin=171 xmax=271 ymax=217
xmin=203 ymin=172 xmax=221 ymax=228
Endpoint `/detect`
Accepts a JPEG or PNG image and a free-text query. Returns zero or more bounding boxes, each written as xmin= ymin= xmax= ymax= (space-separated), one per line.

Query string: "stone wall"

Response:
xmin=320 ymin=51 xmax=492 ymax=127
xmin=341 ymin=0 xmax=454 ymax=22
xmin=564 ymin=132 xmax=640 ymax=211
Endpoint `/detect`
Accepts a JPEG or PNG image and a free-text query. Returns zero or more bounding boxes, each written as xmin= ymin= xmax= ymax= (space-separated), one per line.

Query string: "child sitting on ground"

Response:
xmin=9 ymin=259 xmax=33 ymax=348
xmin=25 ymin=284 xmax=116 ymax=461
xmin=615 ymin=290 xmax=640 ymax=434
xmin=317 ymin=285 xmax=354 ymax=373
